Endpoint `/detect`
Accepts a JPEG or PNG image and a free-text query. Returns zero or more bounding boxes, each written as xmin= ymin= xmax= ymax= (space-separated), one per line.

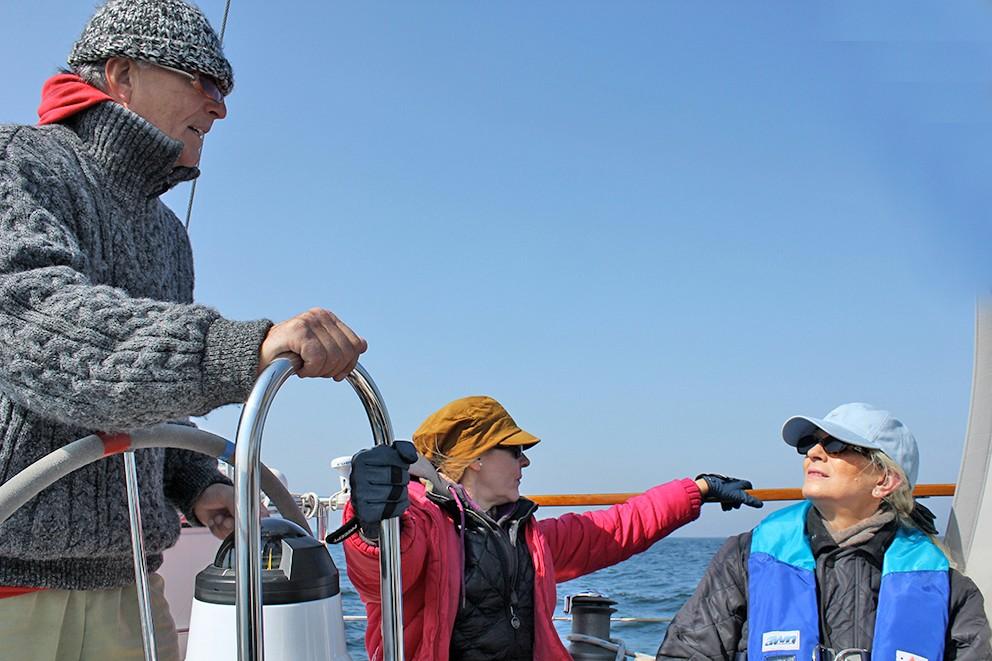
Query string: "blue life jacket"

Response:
xmin=747 ymin=501 xmax=949 ymax=661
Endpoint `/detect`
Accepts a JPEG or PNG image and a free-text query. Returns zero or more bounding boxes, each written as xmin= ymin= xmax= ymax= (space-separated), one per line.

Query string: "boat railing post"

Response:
xmin=124 ymin=450 xmax=159 ymax=661
xmin=233 ymin=358 xmax=404 ymax=661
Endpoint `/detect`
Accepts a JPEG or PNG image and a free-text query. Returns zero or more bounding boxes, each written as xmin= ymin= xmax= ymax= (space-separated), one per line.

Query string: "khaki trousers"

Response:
xmin=0 ymin=573 xmax=180 ymax=661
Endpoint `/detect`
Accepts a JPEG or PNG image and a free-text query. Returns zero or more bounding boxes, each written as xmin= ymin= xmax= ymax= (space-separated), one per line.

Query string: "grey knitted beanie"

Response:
xmin=68 ymin=0 xmax=234 ymax=95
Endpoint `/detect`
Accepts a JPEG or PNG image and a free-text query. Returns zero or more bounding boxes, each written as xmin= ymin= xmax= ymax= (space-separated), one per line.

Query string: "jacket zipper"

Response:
xmin=469 ymin=510 xmax=521 ymax=630
xmin=492 ymin=519 xmax=520 ymax=629
xmin=507 ymin=519 xmax=523 ymax=629
xmin=853 ymin=553 xmax=861 ymax=648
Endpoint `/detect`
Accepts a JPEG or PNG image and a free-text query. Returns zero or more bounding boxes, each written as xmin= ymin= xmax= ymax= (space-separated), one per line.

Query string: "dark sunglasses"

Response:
xmin=152 ymin=63 xmax=225 ymax=104
xmin=496 ymin=445 xmax=525 ymax=459
xmin=796 ymin=435 xmax=871 ymax=457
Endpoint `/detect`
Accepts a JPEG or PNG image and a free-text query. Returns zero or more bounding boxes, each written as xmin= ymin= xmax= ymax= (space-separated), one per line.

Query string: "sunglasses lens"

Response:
xmin=199 ymin=76 xmax=224 ymax=103
xmin=822 ymin=438 xmax=849 ymax=454
xmin=798 ymin=435 xmax=868 ymax=456
xmin=796 ymin=435 xmax=817 ymax=455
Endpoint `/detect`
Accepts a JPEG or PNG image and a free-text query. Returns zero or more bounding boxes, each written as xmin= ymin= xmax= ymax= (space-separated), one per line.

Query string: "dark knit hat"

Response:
xmin=68 ymin=0 xmax=234 ymax=96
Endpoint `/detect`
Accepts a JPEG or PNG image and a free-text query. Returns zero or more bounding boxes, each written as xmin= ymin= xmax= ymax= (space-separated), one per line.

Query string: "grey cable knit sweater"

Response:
xmin=0 ymin=101 xmax=272 ymax=590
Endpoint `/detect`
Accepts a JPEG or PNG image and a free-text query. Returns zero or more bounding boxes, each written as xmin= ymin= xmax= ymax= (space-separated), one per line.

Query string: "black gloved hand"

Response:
xmin=696 ymin=473 xmax=763 ymax=511
xmin=350 ymin=440 xmax=418 ymax=540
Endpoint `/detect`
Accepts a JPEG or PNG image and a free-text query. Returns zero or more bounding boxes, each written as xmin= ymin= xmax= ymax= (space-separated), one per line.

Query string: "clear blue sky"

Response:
xmin=3 ymin=2 xmax=990 ymax=535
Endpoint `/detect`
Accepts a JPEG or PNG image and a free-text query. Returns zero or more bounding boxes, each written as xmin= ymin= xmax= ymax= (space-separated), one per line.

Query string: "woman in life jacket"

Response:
xmin=656 ymin=402 xmax=992 ymax=661
xmin=339 ymin=395 xmax=763 ymax=661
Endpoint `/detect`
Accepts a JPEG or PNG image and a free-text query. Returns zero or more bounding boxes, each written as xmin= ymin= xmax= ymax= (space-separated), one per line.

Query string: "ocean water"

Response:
xmin=327 ymin=537 xmax=726 ymax=660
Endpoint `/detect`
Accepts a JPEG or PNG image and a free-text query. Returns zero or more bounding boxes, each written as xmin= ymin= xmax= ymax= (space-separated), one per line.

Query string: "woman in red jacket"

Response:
xmin=342 ymin=395 xmax=761 ymax=661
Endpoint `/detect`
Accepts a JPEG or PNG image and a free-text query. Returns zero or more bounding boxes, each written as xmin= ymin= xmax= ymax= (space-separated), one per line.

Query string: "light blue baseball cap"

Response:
xmin=781 ymin=402 xmax=920 ymax=486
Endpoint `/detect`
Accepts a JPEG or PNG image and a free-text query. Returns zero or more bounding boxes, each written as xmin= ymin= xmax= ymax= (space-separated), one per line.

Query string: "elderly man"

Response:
xmin=0 ymin=1 xmax=365 ymax=658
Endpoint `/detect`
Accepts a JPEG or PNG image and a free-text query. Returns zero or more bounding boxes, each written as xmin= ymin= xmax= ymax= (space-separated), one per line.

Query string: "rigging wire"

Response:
xmin=184 ymin=0 xmax=233 ymax=231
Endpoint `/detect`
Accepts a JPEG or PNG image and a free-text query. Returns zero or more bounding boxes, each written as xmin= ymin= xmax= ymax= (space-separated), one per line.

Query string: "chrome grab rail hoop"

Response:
xmin=234 ymin=356 xmax=296 ymax=661
xmin=345 ymin=365 xmax=404 ymax=661
xmin=234 ymin=358 xmax=404 ymax=661
xmin=124 ymin=451 xmax=159 ymax=661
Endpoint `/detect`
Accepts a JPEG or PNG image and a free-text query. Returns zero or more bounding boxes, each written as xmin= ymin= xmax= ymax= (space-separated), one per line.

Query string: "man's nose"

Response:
xmin=208 ymin=97 xmax=227 ymax=120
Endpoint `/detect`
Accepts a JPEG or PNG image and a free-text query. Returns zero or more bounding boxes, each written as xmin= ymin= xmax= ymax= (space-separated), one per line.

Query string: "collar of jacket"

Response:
xmin=805 ymin=504 xmax=898 ymax=560
xmin=427 ymin=486 xmax=538 ymax=529
xmin=63 ymin=102 xmax=199 ymax=200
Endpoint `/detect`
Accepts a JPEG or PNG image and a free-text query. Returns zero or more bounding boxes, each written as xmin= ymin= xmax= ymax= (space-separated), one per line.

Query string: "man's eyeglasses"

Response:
xmin=150 ymin=63 xmax=225 ymax=104
xmin=796 ymin=435 xmax=871 ymax=458
xmin=496 ymin=445 xmax=525 ymax=459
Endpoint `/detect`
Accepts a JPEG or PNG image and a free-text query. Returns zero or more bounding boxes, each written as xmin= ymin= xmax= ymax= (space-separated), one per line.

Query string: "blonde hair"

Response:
xmin=430 ymin=449 xmax=476 ymax=484
xmin=416 ymin=434 xmax=480 ymax=483
xmin=867 ymin=451 xmax=915 ymax=519
xmin=867 ymin=449 xmax=954 ymax=565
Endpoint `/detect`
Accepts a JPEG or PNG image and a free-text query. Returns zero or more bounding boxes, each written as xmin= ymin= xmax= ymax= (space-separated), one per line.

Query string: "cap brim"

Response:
xmin=497 ymin=427 xmax=540 ymax=450
xmin=781 ymin=415 xmax=879 ymax=451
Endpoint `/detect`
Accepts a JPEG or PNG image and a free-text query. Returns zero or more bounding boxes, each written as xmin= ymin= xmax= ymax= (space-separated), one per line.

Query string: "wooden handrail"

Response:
xmin=527 ymin=483 xmax=956 ymax=507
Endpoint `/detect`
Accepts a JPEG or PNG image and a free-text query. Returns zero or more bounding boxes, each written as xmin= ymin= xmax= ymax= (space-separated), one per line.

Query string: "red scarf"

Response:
xmin=0 ymin=586 xmax=44 ymax=599
xmin=37 ymin=73 xmax=115 ymax=125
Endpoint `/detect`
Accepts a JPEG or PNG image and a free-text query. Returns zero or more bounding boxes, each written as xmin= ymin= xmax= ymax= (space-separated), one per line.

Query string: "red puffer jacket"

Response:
xmin=344 ymin=478 xmax=702 ymax=660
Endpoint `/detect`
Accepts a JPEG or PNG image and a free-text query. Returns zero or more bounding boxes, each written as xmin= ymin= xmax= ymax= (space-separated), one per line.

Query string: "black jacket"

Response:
xmin=657 ymin=508 xmax=992 ymax=660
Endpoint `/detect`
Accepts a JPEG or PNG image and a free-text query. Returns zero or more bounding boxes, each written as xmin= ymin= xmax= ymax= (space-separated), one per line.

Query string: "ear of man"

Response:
xmin=104 ymin=57 xmax=137 ymax=104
